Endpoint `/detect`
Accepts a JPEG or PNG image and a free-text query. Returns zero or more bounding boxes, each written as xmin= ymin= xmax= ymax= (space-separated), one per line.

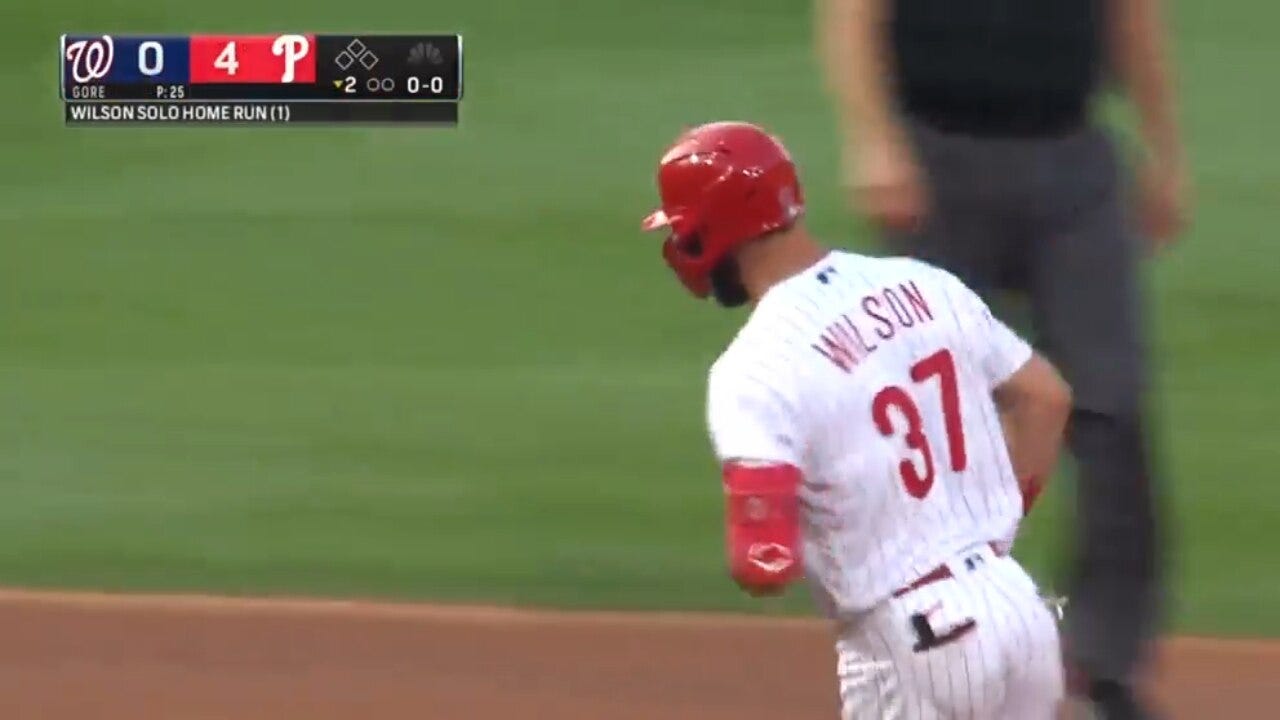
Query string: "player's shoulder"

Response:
xmin=720 ymin=281 xmax=818 ymax=366
xmin=738 ymin=251 xmax=860 ymax=329
xmin=838 ymin=251 xmax=958 ymax=288
xmin=708 ymin=338 xmax=769 ymax=395
xmin=863 ymin=254 xmax=984 ymax=315
xmin=708 ymin=327 xmax=797 ymax=407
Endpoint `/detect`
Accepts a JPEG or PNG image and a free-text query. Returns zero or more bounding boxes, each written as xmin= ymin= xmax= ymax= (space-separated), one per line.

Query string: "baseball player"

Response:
xmin=642 ymin=121 xmax=1073 ymax=719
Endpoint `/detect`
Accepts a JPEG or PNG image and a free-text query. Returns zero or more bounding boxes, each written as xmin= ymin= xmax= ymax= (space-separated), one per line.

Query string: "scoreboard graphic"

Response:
xmin=61 ymin=33 xmax=462 ymax=126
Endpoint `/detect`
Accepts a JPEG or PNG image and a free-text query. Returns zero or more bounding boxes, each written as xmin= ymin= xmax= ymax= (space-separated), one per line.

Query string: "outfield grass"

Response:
xmin=2 ymin=0 xmax=1277 ymax=634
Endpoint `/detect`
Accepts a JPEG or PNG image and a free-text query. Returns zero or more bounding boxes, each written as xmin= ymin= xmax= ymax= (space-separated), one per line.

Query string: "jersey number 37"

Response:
xmin=871 ymin=349 xmax=967 ymax=499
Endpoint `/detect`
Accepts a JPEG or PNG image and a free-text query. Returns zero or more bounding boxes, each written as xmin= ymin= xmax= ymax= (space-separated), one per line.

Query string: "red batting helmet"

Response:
xmin=641 ymin=122 xmax=805 ymax=298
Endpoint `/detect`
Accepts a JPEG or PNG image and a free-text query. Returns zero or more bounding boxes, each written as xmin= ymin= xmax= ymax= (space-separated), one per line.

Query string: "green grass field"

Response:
xmin=2 ymin=0 xmax=1277 ymax=634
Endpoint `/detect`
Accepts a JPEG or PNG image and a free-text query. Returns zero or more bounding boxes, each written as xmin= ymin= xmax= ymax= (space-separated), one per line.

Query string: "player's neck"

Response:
xmin=737 ymin=227 xmax=829 ymax=305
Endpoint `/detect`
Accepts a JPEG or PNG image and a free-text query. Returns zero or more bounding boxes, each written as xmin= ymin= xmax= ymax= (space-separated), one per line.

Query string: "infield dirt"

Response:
xmin=0 ymin=589 xmax=1273 ymax=719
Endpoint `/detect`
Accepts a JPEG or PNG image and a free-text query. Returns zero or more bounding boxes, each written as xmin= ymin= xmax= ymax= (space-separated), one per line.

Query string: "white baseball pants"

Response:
xmin=835 ymin=543 xmax=1064 ymax=719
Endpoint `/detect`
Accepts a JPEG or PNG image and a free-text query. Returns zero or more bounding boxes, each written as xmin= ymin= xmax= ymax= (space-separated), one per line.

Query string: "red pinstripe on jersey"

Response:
xmin=706 ymin=251 xmax=1061 ymax=718
xmin=706 ymin=252 xmax=1031 ymax=613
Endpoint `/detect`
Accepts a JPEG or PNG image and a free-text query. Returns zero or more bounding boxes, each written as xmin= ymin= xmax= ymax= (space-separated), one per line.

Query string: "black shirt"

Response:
xmin=891 ymin=0 xmax=1106 ymax=136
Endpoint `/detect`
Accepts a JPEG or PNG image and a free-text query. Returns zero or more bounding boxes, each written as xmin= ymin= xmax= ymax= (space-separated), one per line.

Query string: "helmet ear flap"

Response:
xmin=662 ymin=231 xmax=714 ymax=298
xmin=680 ymin=233 xmax=704 ymax=258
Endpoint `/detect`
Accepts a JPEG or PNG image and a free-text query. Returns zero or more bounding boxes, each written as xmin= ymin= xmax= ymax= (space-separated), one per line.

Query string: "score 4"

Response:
xmin=190 ymin=35 xmax=316 ymax=83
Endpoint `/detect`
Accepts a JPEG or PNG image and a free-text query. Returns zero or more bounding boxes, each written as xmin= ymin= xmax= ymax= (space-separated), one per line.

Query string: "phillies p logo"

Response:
xmin=271 ymin=34 xmax=309 ymax=82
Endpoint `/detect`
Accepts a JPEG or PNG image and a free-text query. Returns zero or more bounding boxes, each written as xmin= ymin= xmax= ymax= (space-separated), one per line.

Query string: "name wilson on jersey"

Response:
xmin=810 ymin=280 xmax=934 ymax=373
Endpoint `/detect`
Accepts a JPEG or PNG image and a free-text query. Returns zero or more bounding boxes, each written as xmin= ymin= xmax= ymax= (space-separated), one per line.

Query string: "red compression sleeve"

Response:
xmin=723 ymin=462 xmax=803 ymax=592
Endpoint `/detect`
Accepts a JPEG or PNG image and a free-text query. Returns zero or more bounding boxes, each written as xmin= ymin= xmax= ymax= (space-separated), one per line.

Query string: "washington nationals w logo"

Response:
xmin=65 ymin=35 xmax=115 ymax=83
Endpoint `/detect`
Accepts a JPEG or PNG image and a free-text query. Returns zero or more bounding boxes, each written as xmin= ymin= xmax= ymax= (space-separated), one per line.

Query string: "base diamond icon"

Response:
xmin=333 ymin=39 xmax=379 ymax=71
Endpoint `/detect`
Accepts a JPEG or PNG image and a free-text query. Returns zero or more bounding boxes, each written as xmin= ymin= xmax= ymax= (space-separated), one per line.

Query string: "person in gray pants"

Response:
xmin=819 ymin=0 xmax=1191 ymax=717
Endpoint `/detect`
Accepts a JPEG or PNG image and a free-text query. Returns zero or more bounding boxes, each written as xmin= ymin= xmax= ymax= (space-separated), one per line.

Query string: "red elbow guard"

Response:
xmin=723 ymin=462 xmax=803 ymax=592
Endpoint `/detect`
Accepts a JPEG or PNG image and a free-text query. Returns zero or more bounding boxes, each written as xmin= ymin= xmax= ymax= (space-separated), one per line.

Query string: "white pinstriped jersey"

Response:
xmin=706 ymin=251 xmax=1033 ymax=615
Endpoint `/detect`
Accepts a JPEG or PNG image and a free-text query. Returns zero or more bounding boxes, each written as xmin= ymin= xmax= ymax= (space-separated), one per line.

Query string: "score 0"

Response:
xmin=131 ymin=41 xmax=187 ymax=99
xmin=138 ymin=41 xmax=165 ymax=76
xmin=331 ymin=76 xmax=445 ymax=95
xmin=407 ymin=76 xmax=444 ymax=94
